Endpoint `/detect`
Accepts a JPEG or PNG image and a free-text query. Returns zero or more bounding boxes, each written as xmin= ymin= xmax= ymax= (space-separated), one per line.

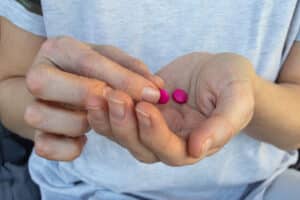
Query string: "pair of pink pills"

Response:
xmin=159 ymin=88 xmax=188 ymax=104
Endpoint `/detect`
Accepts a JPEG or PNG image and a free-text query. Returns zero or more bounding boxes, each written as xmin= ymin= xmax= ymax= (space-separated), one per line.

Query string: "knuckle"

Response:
xmin=84 ymin=81 xmax=107 ymax=108
xmin=40 ymin=36 xmax=75 ymax=55
xmin=26 ymin=69 xmax=45 ymax=96
xmin=35 ymin=138 xmax=52 ymax=159
xmin=52 ymin=36 xmax=76 ymax=50
xmin=24 ymin=104 xmax=42 ymax=127
xmin=39 ymin=39 xmax=55 ymax=55
xmin=88 ymin=81 xmax=106 ymax=96
xmin=77 ymin=51 xmax=97 ymax=76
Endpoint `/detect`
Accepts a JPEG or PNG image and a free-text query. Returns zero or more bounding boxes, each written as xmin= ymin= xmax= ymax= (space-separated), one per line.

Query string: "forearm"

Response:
xmin=0 ymin=77 xmax=35 ymax=140
xmin=246 ymin=76 xmax=300 ymax=150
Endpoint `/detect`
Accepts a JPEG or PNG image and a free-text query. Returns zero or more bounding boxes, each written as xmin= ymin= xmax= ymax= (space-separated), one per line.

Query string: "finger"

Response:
xmin=136 ymin=102 xmax=198 ymax=166
xmin=25 ymin=101 xmax=90 ymax=137
xmin=92 ymin=45 xmax=164 ymax=88
xmin=26 ymin=61 xmax=110 ymax=109
xmin=188 ymin=116 xmax=233 ymax=158
xmin=87 ymin=93 xmax=112 ymax=138
xmin=37 ymin=36 xmax=161 ymax=103
xmin=107 ymin=90 xmax=158 ymax=163
xmin=34 ymin=131 xmax=87 ymax=161
xmin=188 ymin=81 xmax=254 ymax=158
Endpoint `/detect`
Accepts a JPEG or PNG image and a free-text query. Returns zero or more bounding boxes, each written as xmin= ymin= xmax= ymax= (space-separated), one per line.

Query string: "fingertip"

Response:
xmin=34 ymin=132 xmax=54 ymax=159
xmin=187 ymin=118 xmax=217 ymax=158
xmin=188 ymin=116 xmax=233 ymax=158
xmin=188 ymin=131 xmax=206 ymax=158
xmin=34 ymin=132 xmax=85 ymax=161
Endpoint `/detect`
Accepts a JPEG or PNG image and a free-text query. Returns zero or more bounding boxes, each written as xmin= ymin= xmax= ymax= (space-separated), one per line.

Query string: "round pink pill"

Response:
xmin=172 ymin=88 xmax=188 ymax=104
xmin=158 ymin=89 xmax=170 ymax=104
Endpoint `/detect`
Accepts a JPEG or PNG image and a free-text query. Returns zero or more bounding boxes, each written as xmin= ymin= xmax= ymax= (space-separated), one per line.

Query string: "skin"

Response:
xmin=1 ymin=17 xmax=300 ymax=165
xmin=101 ymin=52 xmax=256 ymax=165
xmin=0 ymin=18 xmax=163 ymax=160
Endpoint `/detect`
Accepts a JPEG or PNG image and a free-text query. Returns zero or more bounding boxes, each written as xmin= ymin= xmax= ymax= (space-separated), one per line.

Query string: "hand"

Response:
xmin=155 ymin=53 xmax=256 ymax=161
xmin=99 ymin=52 xmax=256 ymax=166
xmin=24 ymin=36 xmax=163 ymax=161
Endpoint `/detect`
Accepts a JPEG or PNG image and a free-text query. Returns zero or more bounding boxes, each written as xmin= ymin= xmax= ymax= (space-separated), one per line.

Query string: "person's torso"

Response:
xmin=32 ymin=1 xmax=300 ymax=199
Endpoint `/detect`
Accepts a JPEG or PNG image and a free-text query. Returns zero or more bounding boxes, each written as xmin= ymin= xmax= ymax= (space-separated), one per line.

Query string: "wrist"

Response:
xmin=252 ymin=72 xmax=263 ymax=104
xmin=244 ymin=73 xmax=266 ymax=134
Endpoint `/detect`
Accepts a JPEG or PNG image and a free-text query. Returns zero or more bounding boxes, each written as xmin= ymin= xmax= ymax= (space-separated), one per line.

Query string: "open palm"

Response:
xmin=89 ymin=52 xmax=256 ymax=166
xmin=144 ymin=52 xmax=256 ymax=164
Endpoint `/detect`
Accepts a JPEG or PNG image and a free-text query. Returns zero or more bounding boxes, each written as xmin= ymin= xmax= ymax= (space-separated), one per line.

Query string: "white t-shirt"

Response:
xmin=1 ymin=0 xmax=300 ymax=199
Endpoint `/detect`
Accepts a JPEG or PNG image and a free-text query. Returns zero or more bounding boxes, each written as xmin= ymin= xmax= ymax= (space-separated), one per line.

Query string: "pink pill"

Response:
xmin=158 ymin=89 xmax=170 ymax=104
xmin=172 ymin=88 xmax=188 ymax=104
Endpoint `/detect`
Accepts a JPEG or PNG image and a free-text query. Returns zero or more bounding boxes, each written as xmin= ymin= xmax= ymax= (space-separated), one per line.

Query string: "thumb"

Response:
xmin=92 ymin=45 xmax=164 ymax=88
xmin=188 ymin=116 xmax=233 ymax=158
xmin=188 ymin=80 xmax=254 ymax=158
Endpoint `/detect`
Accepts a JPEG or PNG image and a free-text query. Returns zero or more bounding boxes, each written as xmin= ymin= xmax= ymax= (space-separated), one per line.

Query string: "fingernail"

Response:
xmin=108 ymin=97 xmax=126 ymax=120
xmin=142 ymin=87 xmax=160 ymax=103
xmin=136 ymin=108 xmax=151 ymax=127
xmin=202 ymin=139 xmax=212 ymax=155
